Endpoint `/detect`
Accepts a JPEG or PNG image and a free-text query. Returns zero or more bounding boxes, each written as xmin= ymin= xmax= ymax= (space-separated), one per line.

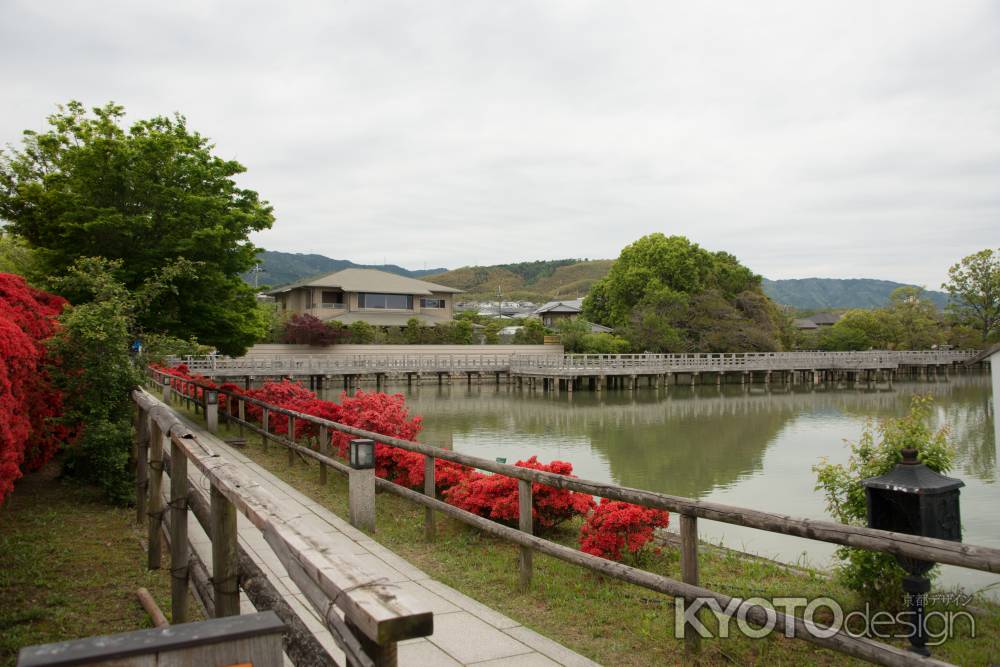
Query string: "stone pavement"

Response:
xmin=171 ymin=412 xmax=601 ymax=667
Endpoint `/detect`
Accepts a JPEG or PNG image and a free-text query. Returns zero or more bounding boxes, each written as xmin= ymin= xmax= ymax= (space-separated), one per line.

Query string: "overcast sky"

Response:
xmin=2 ymin=1 xmax=998 ymax=287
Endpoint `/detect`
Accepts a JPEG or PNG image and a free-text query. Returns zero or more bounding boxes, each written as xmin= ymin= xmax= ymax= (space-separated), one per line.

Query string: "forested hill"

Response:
xmin=424 ymin=259 xmax=614 ymax=301
xmin=245 ymin=252 xmax=948 ymax=309
xmin=761 ymin=278 xmax=949 ymax=310
xmin=244 ymin=250 xmax=447 ymax=288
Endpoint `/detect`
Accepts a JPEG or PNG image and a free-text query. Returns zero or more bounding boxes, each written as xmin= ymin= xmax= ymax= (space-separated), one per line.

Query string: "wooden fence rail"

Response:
xmin=146 ymin=367 xmax=1000 ymax=666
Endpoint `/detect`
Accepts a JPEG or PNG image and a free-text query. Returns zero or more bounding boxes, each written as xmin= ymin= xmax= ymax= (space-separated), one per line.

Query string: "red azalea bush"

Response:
xmin=0 ymin=273 xmax=70 ymax=504
xmin=579 ymin=499 xmax=670 ymax=563
xmin=443 ymin=456 xmax=595 ymax=532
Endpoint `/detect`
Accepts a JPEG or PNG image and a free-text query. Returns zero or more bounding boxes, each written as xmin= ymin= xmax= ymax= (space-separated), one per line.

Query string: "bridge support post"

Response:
xmin=210 ymin=483 xmax=240 ymax=617
xmin=169 ymin=437 xmax=189 ymax=624
xmin=597 ymin=375 xmax=604 ymax=392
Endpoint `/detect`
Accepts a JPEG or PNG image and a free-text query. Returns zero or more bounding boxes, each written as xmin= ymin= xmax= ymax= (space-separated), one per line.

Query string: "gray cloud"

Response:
xmin=2 ymin=0 xmax=998 ymax=287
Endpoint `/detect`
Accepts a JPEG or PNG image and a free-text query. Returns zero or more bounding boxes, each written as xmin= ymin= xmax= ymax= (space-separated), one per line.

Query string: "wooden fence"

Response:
xmin=133 ymin=388 xmax=433 ymax=667
xmin=143 ymin=367 xmax=1000 ymax=667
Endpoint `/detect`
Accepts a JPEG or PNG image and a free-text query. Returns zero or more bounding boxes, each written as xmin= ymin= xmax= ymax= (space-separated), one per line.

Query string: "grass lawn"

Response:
xmin=204 ymin=410 xmax=999 ymax=666
xmin=0 ymin=463 xmax=202 ymax=667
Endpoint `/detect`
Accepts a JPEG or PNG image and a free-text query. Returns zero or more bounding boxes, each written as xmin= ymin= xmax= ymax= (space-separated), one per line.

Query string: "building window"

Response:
xmin=321 ymin=290 xmax=344 ymax=308
xmin=420 ymin=298 xmax=446 ymax=308
xmin=358 ymin=293 xmax=413 ymax=310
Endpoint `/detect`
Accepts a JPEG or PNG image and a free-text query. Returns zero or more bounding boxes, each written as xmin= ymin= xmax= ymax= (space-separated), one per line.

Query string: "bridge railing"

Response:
xmin=168 ymin=350 xmax=981 ymax=378
xmin=147 ymin=365 xmax=997 ymax=666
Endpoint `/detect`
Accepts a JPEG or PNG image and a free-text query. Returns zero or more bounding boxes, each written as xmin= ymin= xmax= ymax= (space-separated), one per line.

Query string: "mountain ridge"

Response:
xmin=247 ymin=252 xmax=950 ymax=310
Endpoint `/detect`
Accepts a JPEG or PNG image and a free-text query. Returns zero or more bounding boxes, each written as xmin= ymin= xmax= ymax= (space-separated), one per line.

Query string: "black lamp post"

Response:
xmin=349 ymin=438 xmax=376 ymax=470
xmin=862 ymin=448 xmax=963 ymax=656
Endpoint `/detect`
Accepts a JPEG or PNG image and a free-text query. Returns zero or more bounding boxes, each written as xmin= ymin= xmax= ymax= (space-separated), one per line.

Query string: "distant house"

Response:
xmin=808 ymin=312 xmax=841 ymax=327
xmin=793 ymin=313 xmax=841 ymax=330
xmin=264 ymin=268 xmax=463 ymax=326
xmin=532 ymin=299 xmax=584 ymax=327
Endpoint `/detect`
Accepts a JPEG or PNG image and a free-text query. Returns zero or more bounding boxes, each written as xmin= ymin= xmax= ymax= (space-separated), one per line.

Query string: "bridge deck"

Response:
xmin=169 ymin=410 xmax=598 ymax=667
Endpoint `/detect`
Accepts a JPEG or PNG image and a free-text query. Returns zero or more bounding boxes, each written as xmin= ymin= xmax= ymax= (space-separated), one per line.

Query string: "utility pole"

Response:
xmin=496 ymin=283 xmax=503 ymax=323
xmin=250 ymin=263 xmax=264 ymax=288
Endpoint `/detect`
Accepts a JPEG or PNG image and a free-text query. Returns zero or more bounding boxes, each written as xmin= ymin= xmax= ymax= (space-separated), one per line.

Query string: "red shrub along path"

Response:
xmin=579 ymin=499 xmax=670 ymax=562
xmin=155 ymin=369 xmax=668 ymax=560
xmin=0 ymin=274 xmax=71 ymax=504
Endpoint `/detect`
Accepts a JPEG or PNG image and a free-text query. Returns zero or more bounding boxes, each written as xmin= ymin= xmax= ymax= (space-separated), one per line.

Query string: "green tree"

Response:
xmin=584 ymin=234 xmax=758 ymax=327
xmin=348 ymin=320 xmax=376 ymax=343
xmin=584 ymin=234 xmax=783 ymax=352
xmin=0 ymin=101 xmax=274 ymax=355
xmin=942 ymin=248 xmax=1000 ymax=341
xmin=513 ymin=319 xmax=546 ymax=344
xmin=0 ymin=229 xmax=37 ymax=277
xmin=885 ymin=287 xmax=944 ymax=349
xmin=819 ymin=309 xmax=900 ymax=350
xmin=46 ymin=258 xmax=148 ymax=503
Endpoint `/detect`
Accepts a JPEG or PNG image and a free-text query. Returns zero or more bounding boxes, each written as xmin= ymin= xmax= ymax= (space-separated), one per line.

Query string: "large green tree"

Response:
xmin=584 ymin=234 xmax=786 ymax=352
xmin=0 ymin=102 xmax=274 ymax=354
xmin=942 ymin=248 xmax=1000 ymax=342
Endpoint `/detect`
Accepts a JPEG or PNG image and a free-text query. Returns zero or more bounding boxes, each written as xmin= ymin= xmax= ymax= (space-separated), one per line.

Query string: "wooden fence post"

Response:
xmin=518 ymin=479 xmax=533 ymax=591
xmin=261 ymin=408 xmax=269 ymax=450
xmin=287 ymin=416 xmax=296 ymax=466
xmin=210 ymin=484 xmax=240 ymax=617
xmin=205 ymin=393 xmax=219 ymax=433
xmin=680 ymin=513 xmax=700 ymax=653
xmin=238 ymin=397 xmax=245 ymax=438
xmin=135 ymin=410 xmax=149 ymax=526
xmin=318 ymin=425 xmax=328 ymax=485
xmin=348 ymin=466 xmax=376 ymax=532
xmin=170 ymin=438 xmax=189 ymax=623
xmin=147 ymin=420 xmax=165 ymax=570
xmin=424 ymin=455 xmax=436 ymax=541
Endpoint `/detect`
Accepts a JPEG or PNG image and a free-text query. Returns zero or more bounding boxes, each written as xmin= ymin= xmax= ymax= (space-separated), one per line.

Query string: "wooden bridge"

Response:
xmin=171 ymin=349 xmax=985 ymax=392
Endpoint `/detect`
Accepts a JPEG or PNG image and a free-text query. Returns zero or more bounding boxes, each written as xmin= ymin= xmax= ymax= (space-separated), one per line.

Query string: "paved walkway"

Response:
xmin=172 ymin=412 xmax=601 ymax=667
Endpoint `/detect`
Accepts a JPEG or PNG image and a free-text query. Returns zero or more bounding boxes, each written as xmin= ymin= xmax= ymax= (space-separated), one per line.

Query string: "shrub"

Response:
xmin=0 ymin=274 xmax=69 ymax=504
xmin=813 ymin=395 xmax=953 ymax=608
xmin=281 ymin=314 xmax=343 ymax=346
xmin=443 ymin=456 xmax=594 ymax=532
xmin=579 ymin=499 xmax=669 ymax=563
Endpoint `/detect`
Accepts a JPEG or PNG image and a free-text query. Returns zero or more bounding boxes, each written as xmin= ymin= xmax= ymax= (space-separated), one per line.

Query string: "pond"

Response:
xmin=321 ymin=373 xmax=998 ymax=597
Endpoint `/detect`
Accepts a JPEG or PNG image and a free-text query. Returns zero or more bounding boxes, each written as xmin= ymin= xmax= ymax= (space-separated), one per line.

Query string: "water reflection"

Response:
xmin=318 ymin=373 xmax=998 ymax=594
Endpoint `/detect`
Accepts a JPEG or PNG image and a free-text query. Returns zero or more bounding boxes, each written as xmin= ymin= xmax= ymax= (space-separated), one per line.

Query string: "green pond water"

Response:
xmin=323 ymin=373 xmax=998 ymax=597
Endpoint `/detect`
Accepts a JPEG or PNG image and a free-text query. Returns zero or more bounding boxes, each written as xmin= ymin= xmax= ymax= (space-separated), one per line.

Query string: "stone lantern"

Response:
xmin=862 ymin=448 xmax=964 ymax=656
